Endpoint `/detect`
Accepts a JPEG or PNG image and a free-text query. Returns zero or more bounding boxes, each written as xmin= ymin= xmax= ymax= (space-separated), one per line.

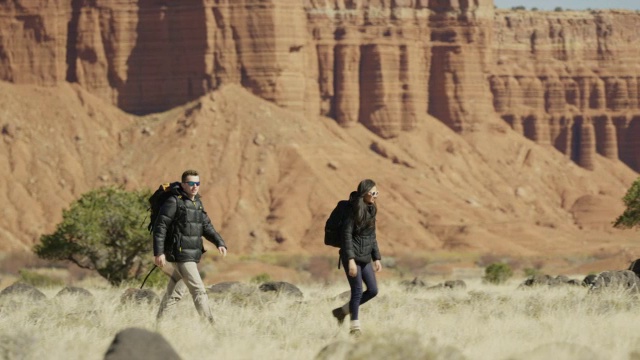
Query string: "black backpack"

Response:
xmin=324 ymin=200 xmax=351 ymax=248
xmin=147 ymin=182 xmax=182 ymax=233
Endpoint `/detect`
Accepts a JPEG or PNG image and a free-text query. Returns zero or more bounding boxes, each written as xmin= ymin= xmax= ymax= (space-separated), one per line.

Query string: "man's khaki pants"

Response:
xmin=156 ymin=262 xmax=213 ymax=322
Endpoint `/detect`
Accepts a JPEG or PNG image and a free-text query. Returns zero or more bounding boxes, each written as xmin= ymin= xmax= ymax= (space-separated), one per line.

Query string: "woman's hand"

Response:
xmin=348 ymin=259 xmax=357 ymax=277
xmin=373 ymin=260 xmax=382 ymax=272
xmin=218 ymin=246 xmax=227 ymax=257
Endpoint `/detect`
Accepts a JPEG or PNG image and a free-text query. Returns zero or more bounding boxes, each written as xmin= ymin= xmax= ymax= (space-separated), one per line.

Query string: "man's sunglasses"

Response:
xmin=183 ymin=181 xmax=200 ymax=186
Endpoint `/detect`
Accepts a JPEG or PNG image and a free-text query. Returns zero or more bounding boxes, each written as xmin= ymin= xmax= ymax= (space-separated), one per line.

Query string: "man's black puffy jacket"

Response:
xmin=152 ymin=192 xmax=226 ymax=263
xmin=340 ymin=203 xmax=381 ymax=264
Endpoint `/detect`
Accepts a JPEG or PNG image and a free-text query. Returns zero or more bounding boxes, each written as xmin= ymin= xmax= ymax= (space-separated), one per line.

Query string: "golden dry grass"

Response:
xmin=1 ymin=278 xmax=640 ymax=359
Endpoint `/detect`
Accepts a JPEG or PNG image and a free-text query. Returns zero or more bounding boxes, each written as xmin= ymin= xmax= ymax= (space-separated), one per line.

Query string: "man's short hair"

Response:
xmin=181 ymin=169 xmax=199 ymax=182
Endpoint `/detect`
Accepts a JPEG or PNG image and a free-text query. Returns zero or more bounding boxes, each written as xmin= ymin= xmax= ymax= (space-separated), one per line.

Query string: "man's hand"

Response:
xmin=154 ymin=254 xmax=166 ymax=267
xmin=373 ymin=259 xmax=382 ymax=272
xmin=218 ymin=246 xmax=227 ymax=257
xmin=348 ymin=259 xmax=357 ymax=277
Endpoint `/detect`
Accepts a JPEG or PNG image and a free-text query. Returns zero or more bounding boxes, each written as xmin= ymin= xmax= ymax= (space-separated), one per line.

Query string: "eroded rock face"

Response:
xmin=491 ymin=10 xmax=640 ymax=171
xmin=0 ymin=1 xmax=639 ymax=169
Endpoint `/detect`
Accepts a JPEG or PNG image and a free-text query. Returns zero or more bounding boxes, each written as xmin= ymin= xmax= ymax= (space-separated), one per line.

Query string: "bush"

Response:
xmin=524 ymin=267 xmax=540 ymax=278
xmin=483 ymin=262 xmax=513 ymax=284
xmin=251 ymin=273 xmax=271 ymax=284
xmin=613 ymin=178 xmax=640 ymax=230
xmin=33 ymin=186 xmax=153 ymax=286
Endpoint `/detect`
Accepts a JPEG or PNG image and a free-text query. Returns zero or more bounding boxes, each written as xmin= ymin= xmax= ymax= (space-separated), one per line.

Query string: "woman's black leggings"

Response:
xmin=344 ymin=260 xmax=379 ymax=320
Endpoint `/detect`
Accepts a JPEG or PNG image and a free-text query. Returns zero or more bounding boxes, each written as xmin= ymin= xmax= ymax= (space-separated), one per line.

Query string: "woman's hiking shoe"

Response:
xmin=332 ymin=307 xmax=347 ymax=325
xmin=349 ymin=328 xmax=362 ymax=338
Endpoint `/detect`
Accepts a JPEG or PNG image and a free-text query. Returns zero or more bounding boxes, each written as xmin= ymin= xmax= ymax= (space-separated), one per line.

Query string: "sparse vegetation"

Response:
xmin=33 ymin=186 xmax=152 ymax=286
xmin=554 ymin=6 xmax=563 ymax=12
xmin=18 ymin=269 xmax=65 ymax=287
xmin=483 ymin=262 xmax=513 ymax=284
xmin=1 ymin=280 xmax=640 ymax=359
xmin=511 ymin=6 xmax=526 ymax=11
xmin=523 ymin=267 xmax=540 ymax=277
xmin=613 ymin=178 xmax=640 ymax=230
xmin=251 ymin=272 xmax=271 ymax=283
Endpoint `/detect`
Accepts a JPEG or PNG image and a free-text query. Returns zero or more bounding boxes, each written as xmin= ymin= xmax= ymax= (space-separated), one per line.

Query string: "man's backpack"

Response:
xmin=324 ymin=200 xmax=351 ymax=248
xmin=147 ymin=182 xmax=182 ymax=233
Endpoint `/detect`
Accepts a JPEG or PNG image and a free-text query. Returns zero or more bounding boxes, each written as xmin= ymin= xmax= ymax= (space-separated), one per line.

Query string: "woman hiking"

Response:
xmin=332 ymin=179 xmax=382 ymax=336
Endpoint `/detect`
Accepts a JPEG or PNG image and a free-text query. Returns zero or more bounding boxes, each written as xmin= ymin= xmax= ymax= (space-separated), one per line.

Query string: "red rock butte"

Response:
xmin=0 ymin=0 xmax=639 ymax=274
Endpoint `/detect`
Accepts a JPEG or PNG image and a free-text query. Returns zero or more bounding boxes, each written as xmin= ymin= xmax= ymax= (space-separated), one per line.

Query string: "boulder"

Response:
xmin=56 ymin=286 xmax=94 ymax=299
xmin=507 ymin=342 xmax=604 ymax=360
xmin=120 ymin=288 xmax=160 ymax=305
xmin=258 ymin=281 xmax=303 ymax=298
xmin=0 ymin=282 xmax=46 ymax=301
xmin=589 ymin=270 xmax=640 ymax=293
xmin=104 ymin=327 xmax=181 ymax=360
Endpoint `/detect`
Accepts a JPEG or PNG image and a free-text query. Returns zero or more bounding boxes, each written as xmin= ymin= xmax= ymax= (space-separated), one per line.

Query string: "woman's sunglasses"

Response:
xmin=368 ymin=191 xmax=379 ymax=197
xmin=183 ymin=181 xmax=200 ymax=187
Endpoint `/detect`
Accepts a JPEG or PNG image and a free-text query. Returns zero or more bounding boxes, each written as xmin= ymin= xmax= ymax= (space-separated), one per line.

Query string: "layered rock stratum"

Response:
xmin=0 ymin=0 xmax=639 ymax=273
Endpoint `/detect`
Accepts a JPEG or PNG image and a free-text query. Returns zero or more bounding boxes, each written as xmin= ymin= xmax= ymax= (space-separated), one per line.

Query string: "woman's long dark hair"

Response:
xmin=350 ymin=179 xmax=377 ymax=230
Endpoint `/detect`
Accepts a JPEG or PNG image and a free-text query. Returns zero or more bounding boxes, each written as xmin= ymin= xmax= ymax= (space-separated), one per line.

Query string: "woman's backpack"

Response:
xmin=324 ymin=200 xmax=351 ymax=248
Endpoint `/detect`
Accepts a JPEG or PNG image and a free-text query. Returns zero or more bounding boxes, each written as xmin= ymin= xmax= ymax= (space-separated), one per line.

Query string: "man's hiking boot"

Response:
xmin=349 ymin=328 xmax=362 ymax=338
xmin=332 ymin=307 xmax=347 ymax=325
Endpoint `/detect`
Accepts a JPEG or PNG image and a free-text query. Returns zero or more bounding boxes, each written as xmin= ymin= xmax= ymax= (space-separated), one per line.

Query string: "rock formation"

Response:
xmin=2 ymin=1 xmax=638 ymax=169
xmin=1 ymin=1 xmax=640 ymax=272
xmin=491 ymin=10 xmax=640 ymax=171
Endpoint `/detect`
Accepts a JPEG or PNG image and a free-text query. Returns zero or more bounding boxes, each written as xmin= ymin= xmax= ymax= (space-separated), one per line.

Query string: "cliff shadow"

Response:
xmin=625 ymin=116 xmax=640 ymax=172
xmin=118 ymin=0 xmax=209 ymax=115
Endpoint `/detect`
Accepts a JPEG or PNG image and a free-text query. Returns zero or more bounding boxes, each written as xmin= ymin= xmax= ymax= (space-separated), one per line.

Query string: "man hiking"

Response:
xmin=153 ymin=169 xmax=227 ymax=324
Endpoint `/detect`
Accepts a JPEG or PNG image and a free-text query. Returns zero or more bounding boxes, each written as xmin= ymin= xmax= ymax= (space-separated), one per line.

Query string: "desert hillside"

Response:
xmin=0 ymin=81 xmax=638 ymax=273
xmin=0 ymin=0 xmax=639 ymax=275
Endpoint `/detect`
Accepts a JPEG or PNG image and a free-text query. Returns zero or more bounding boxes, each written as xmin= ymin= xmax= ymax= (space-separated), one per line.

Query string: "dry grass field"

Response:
xmin=1 ymin=278 xmax=640 ymax=360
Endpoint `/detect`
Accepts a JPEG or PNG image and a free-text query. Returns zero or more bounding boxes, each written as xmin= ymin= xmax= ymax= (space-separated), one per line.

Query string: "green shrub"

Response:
xmin=250 ymin=273 xmax=271 ymax=284
xmin=523 ymin=267 xmax=540 ymax=278
xmin=33 ymin=186 xmax=153 ymax=286
xmin=483 ymin=262 xmax=513 ymax=284
xmin=613 ymin=178 xmax=640 ymax=230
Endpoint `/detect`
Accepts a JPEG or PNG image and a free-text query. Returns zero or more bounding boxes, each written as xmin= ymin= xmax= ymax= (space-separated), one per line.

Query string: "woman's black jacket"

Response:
xmin=340 ymin=203 xmax=381 ymax=264
xmin=152 ymin=192 xmax=226 ymax=263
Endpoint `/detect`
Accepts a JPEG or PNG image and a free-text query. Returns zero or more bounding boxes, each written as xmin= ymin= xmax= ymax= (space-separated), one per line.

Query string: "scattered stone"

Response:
xmin=208 ymin=282 xmax=255 ymax=295
xmin=519 ymin=274 xmax=582 ymax=288
xmin=253 ymin=133 xmax=265 ymax=145
xmin=582 ymin=274 xmax=598 ymax=287
xmin=327 ymin=161 xmax=338 ymax=170
xmin=258 ymin=281 xmax=303 ymax=298
xmin=315 ymin=333 xmax=466 ymax=360
xmin=444 ymin=280 xmax=467 ymax=290
xmin=104 ymin=327 xmax=181 ymax=360
xmin=332 ymin=290 xmax=350 ymax=302
xmin=588 ymin=270 xmax=640 ymax=293
xmin=120 ymin=288 xmax=160 ymax=305
xmin=401 ymin=277 xmax=428 ymax=290
xmin=507 ymin=342 xmax=604 ymax=360
xmin=0 ymin=282 xmax=47 ymax=301
xmin=55 ymin=286 xmax=94 ymax=299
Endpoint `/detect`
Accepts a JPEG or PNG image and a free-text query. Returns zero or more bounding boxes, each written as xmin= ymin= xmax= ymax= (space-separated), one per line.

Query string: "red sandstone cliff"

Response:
xmin=1 ymin=1 xmax=640 ymax=273
xmin=0 ymin=0 xmax=637 ymax=171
